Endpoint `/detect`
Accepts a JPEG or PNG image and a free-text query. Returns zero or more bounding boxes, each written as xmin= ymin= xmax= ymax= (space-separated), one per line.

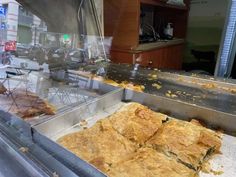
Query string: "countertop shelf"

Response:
xmin=104 ymin=0 xmax=189 ymax=69
xmin=135 ymin=38 xmax=185 ymax=52
xmin=140 ymin=0 xmax=188 ymax=11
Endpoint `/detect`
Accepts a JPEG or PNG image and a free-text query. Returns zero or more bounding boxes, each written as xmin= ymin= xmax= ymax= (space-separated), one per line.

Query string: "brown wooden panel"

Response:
xmin=110 ymin=50 xmax=134 ymax=64
xmin=110 ymin=44 xmax=184 ymax=70
xmin=104 ymin=0 xmax=140 ymax=49
xmin=105 ymin=0 xmax=188 ymax=70
xmin=160 ymin=44 xmax=184 ymax=69
xmin=140 ymin=0 xmax=189 ymax=10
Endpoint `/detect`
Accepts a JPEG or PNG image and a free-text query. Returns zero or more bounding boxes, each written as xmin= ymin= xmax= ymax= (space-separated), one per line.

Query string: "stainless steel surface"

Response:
xmin=32 ymin=89 xmax=124 ymax=176
xmin=125 ymin=90 xmax=236 ymax=134
xmin=0 ymin=109 xmax=105 ymax=177
xmin=70 ymin=63 xmax=236 ymax=115
xmin=28 ymin=76 xmax=121 ymax=126
xmin=2 ymin=63 xmax=236 ymax=122
xmin=22 ymin=71 xmax=119 ymax=112
xmin=34 ymin=90 xmax=236 ymax=177
xmin=2 ymin=63 xmax=236 ymax=176
xmin=135 ymin=38 xmax=185 ymax=51
xmin=157 ymin=71 xmax=236 ymax=93
xmin=0 ymin=71 xmax=120 ymax=126
xmin=34 ymin=88 xmax=124 ymax=138
xmin=0 ymin=133 xmax=48 ymax=177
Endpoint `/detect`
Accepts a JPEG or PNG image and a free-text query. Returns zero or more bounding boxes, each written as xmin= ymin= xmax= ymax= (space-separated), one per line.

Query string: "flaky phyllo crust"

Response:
xmin=58 ymin=102 xmax=222 ymax=177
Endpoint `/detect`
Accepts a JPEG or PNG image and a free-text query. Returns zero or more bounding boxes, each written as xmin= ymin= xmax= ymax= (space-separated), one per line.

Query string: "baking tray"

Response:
xmin=0 ymin=71 xmax=121 ymax=127
xmin=69 ymin=63 xmax=236 ymax=115
xmin=33 ymin=89 xmax=236 ymax=177
xmin=28 ymin=78 xmax=121 ymax=126
xmin=0 ymin=110 xmax=103 ymax=177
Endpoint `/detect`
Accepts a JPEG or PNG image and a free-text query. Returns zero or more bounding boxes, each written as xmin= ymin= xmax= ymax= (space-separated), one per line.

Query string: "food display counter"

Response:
xmin=0 ymin=63 xmax=236 ymax=177
xmin=0 ymin=70 xmax=120 ymax=126
xmin=33 ymin=89 xmax=236 ymax=177
xmin=71 ymin=63 xmax=236 ymax=116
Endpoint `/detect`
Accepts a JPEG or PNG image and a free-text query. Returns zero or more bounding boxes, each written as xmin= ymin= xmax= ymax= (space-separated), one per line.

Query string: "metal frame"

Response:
xmin=125 ymin=90 xmax=236 ymax=133
xmin=0 ymin=73 xmax=235 ymax=176
xmin=0 ymin=110 xmax=92 ymax=177
xmin=33 ymin=88 xmax=236 ymax=177
xmin=33 ymin=88 xmax=236 ymax=137
xmin=0 ymin=105 xmax=107 ymax=177
xmin=215 ymin=0 xmax=236 ymax=78
xmin=77 ymin=0 xmax=107 ymax=61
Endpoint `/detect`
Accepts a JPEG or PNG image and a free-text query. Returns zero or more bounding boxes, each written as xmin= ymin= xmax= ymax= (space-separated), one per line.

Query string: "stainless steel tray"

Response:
xmin=34 ymin=88 xmax=124 ymax=138
xmin=125 ymin=90 xmax=236 ymax=134
xmin=0 ymin=110 xmax=101 ymax=177
xmin=16 ymin=72 xmax=121 ymax=126
xmin=34 ymin=89 xmax=236 ymax=177
xmin=69 ymin=64 xmax=236 ymax=115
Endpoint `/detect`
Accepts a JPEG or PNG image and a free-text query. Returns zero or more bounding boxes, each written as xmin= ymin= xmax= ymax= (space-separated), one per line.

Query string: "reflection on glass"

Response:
xmin=0 ymin=0 xmax=113 ymax=121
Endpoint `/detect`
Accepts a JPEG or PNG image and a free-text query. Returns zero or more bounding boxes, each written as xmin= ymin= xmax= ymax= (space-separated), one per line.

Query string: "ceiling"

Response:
xmin=16 ymin=0 xmax=81 ymax=33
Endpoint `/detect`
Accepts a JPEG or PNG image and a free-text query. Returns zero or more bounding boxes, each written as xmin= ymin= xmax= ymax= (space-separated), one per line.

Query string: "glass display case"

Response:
xmin=0 ymin=0 xmax=236 ymax=177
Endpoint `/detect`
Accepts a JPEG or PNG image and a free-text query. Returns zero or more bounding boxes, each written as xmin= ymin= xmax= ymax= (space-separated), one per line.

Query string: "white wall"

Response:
xmin=190 ymin=0 xmax=229 ymax=17
xmin=0 ymin=0 xmax=19 ymax=41
xmin=6 ymin=2 xmax=19 ymax=41
xmin=187 ymin=0 xmax=229 ymax=44
xmin=184 ymin=0 xmax=230 ymax=62
xmin=1 ymin=0 xmax=18 ymax=4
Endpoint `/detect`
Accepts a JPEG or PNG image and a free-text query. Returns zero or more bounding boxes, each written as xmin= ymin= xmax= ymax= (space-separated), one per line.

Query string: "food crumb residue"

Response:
xmin=102 ymin=79 xmax=145 ymax=92
xmin=201 ymin=161 xmax=224 ymax=176
xmin=151 ymin=74 xmax=158 ymax=79
xmin=148 ymin=73 xmax=158 ymax=80
xmin=165 ymin=90 xmax=178 ymax=98
xmin=53 ymin=172 xmax=59 ymax=177
xmin=202 ymin=83 xmax=216 ymax=89
xmin=19 ymin=147 xmax=29 ymax=153
xmin=79 ymin=120 xmax=88 ymax=128
xmin=231 ymin=89 xmax=236 ymax=94
xmin=152 ymin=83 xmax=162 ymax=90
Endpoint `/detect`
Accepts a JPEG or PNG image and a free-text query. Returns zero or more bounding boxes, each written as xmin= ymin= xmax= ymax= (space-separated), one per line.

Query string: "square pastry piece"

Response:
xmin=57 ymin=119 xmax=137 ymax=172
xmin=109 ymin=102 xmax=167 ymax=144
xmin=107 ymin=148 xmax=197 ymax=177
xmin=146 ymin=119 xmax=222 ymax=171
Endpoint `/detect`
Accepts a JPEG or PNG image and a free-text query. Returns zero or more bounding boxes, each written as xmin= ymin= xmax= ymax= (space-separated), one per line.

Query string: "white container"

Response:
xmin=167 ymin=0 xmax=185 ymax=6
xmin=164 ymin=23 xmax=173 ymax=37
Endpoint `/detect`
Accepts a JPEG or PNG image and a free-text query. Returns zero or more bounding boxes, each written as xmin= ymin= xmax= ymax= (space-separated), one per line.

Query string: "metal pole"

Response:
xmin=78 ymin=0 xmax=86 ymax=48
xmin=90 ymin=0 xmax=107 ymax=61
xmin=215 ymin=0 xmax=236 ymax=78
xmin=34 ymin=26 xmax=37 ymax=45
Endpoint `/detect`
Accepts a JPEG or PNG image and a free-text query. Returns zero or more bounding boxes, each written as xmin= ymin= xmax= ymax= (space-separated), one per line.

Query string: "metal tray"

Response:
xmin=0 ymin=110 xmax=102 ymax=177
xmin=33 ymin=89 xmax=236 ymax=177
xmin=2 ymin=71 xmax=121 ymax=127
xmin=125 ymin=90 xmax=236 ymax=134
xmin=70 ymin=63 xmax=236 ymax=115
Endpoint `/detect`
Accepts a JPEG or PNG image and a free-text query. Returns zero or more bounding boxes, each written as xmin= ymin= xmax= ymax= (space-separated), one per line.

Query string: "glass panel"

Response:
xmin=0 ymin=0 xmax=115 ymax=123
xmin=0 ymin=1 xmax=236 ymax=177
